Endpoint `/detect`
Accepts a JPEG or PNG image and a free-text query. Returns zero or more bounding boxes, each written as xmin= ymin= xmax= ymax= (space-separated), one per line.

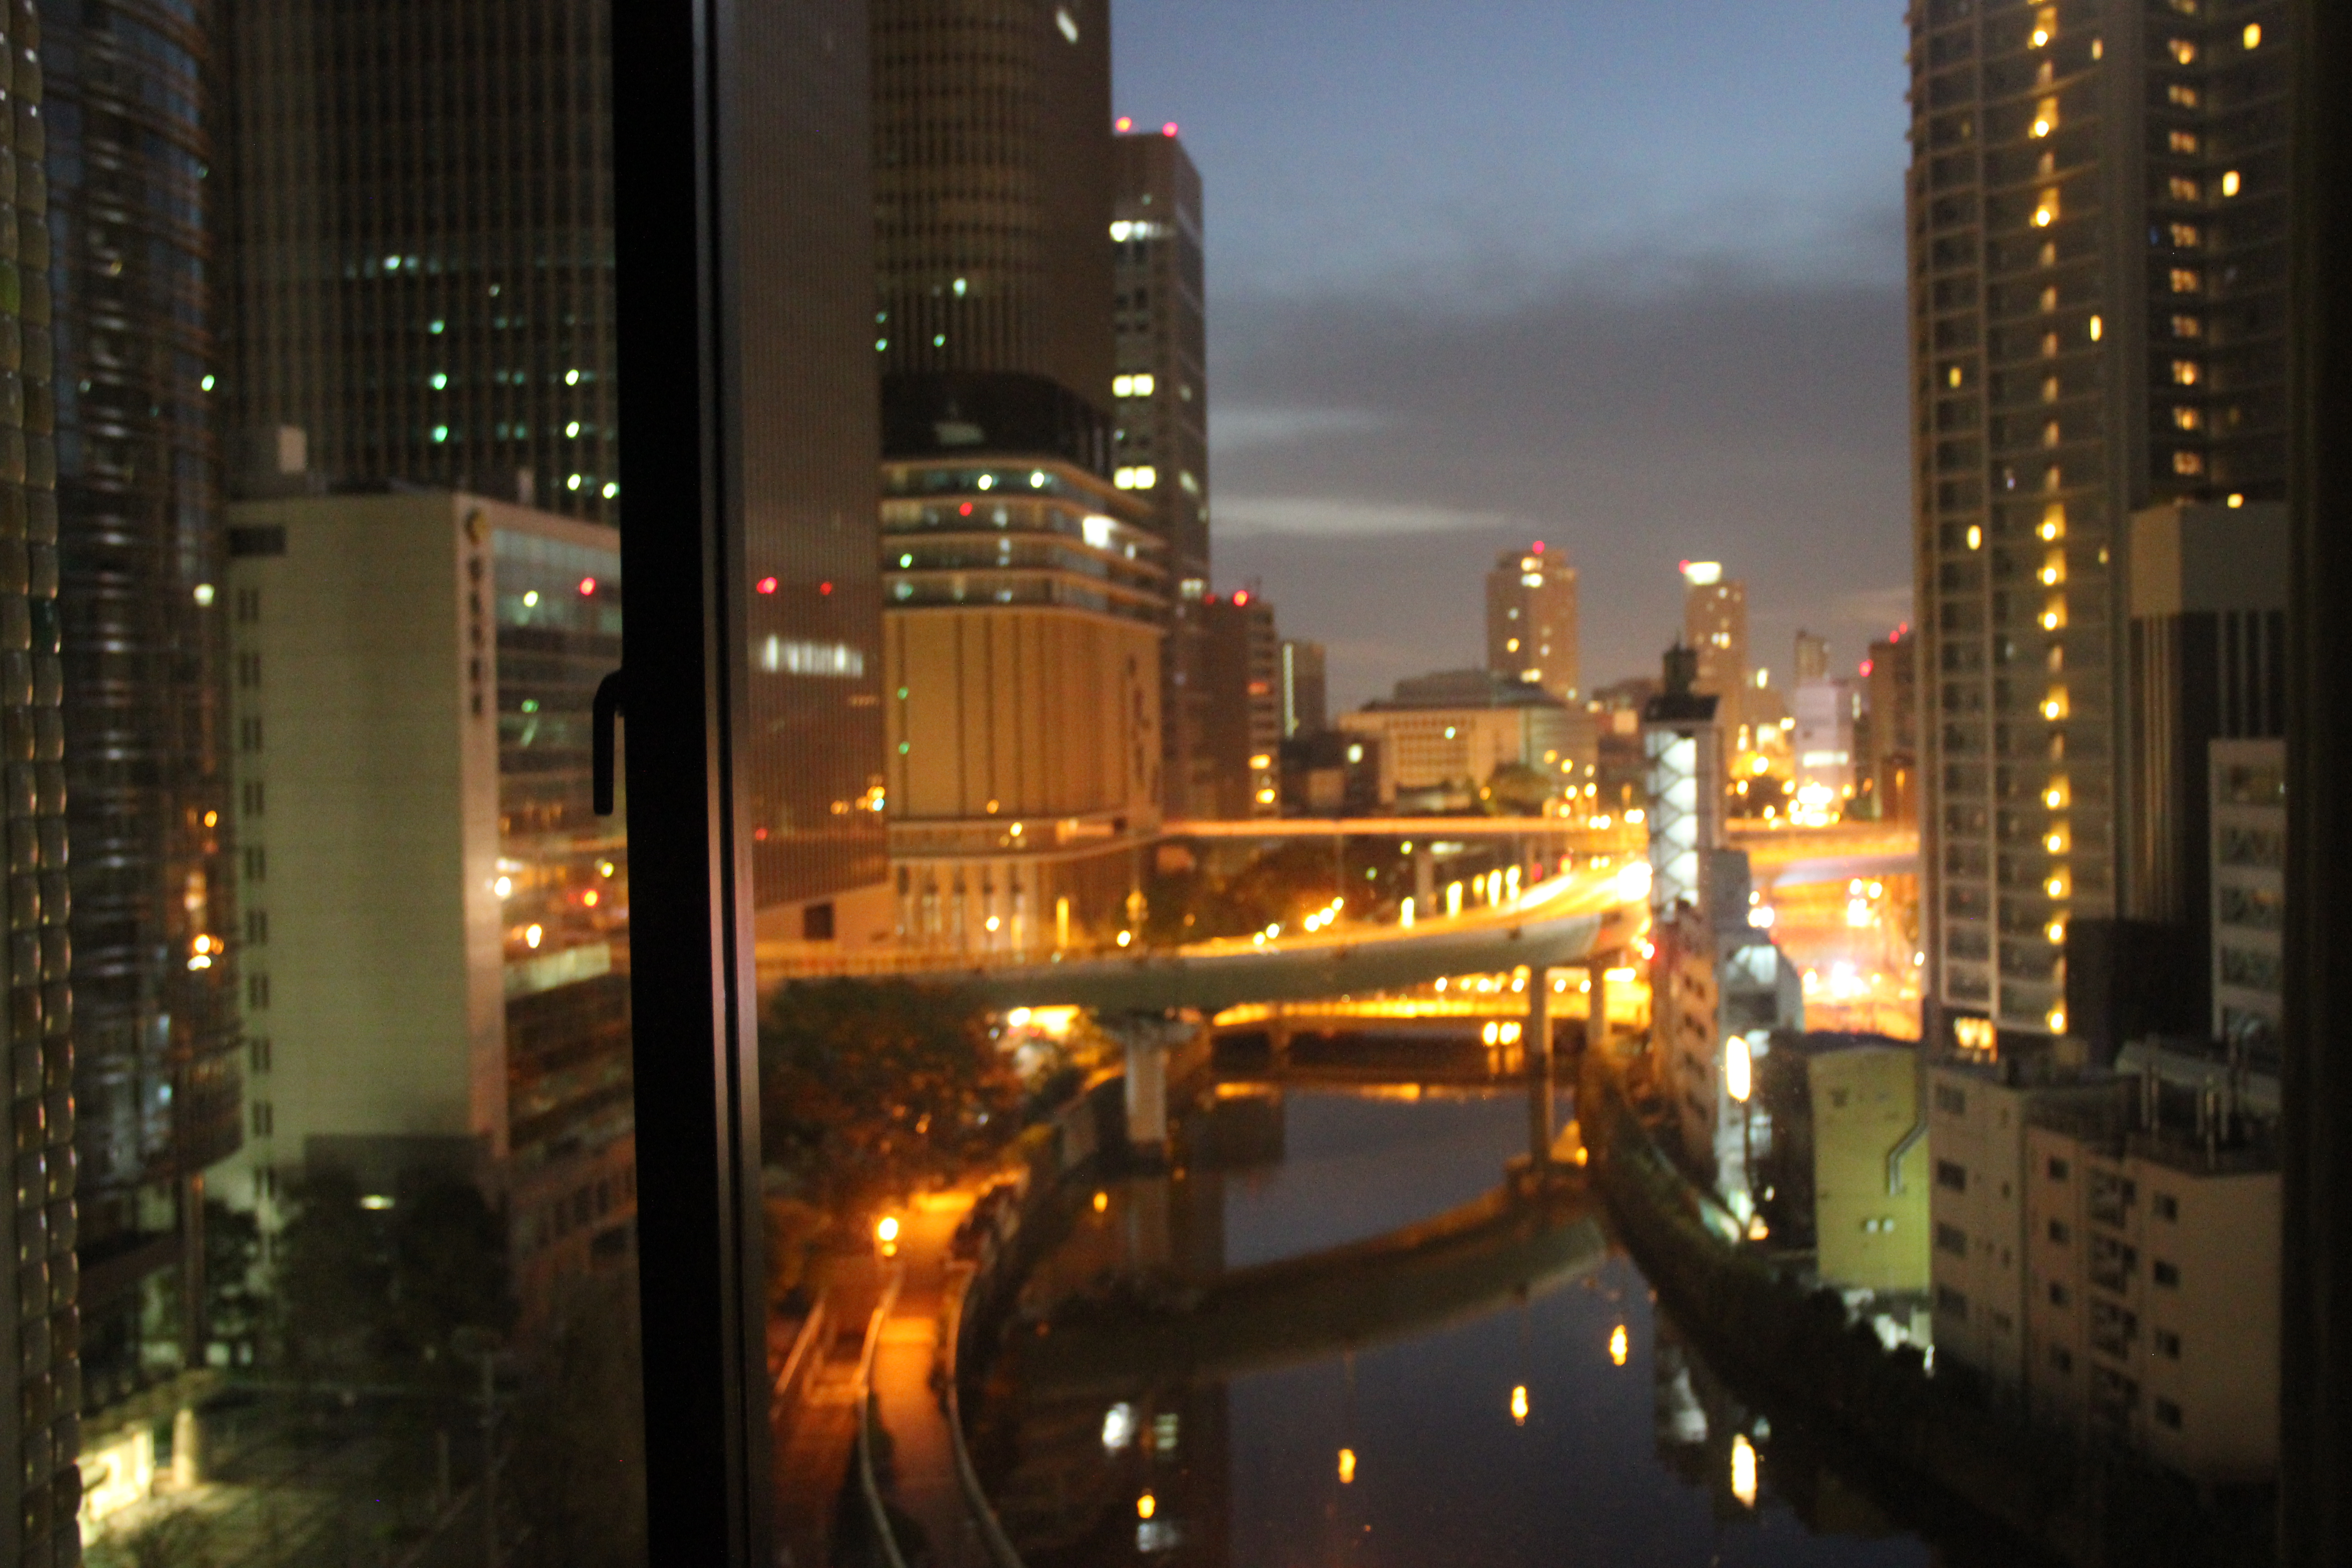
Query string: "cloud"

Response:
xmin=1210 ymin=405 xmax=1394 ymax=452
xmin=1214 ymin=495 xmax=1514 ymax=538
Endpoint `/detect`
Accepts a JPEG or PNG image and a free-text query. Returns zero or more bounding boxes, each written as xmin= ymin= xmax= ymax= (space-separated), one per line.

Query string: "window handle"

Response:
xmin=593 ymin=670 xmax=625 ymax=816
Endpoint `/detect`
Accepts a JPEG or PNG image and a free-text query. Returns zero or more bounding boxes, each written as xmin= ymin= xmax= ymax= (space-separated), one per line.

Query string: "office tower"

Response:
xmin=1112 ymin=129 xmax=1211 ymax=818
xmin=880 ymin=458 xmax=1163 ymax=948
xmin=1907 ymin=0 xmax=2292 ymax=1042
xmin=871 ymin=0 xmax=1154 ymax=941
xmin=1794 ymin=630 xmax=1830 ymax=686
xmin=1 ymin=11 xmax=79 ymax=1561
xmin=2067 ymin=500 xmax=2287 ymax=1054
xmin=1340 ymin=669 xmax=1590 ymax=811
xmin=872 ymin=0 xmax=1113 ymax=404
xmin=43 ymin=0 xmax=243 ymax=1436
xmin=1279 ymin=639 xmax=1326 ymax=738
xmin=1862 ymin=629 xmax=1920 ymax=822
xmin=1486 ymin=543 xmax=1580 ymax=703
xmin=1680 ymin=562 xmax=1747 ymax=739
xmin=217 ymin=0 xmax=615 ymax=520
xmin=220 ymin=0 xmax=884 ymax=927
xmin=216 ymin=491 xmax=635 ymax=1328
xmin=1201 ymin=591 xmax=1280 ymax=819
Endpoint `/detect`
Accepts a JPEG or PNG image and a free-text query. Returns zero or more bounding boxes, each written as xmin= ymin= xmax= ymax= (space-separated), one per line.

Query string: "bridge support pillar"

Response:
xmin=1124 ymin=1031 xmax=1170 ymax=1160
xmin=1527 ymin=967 xmax=1555 ymax=1163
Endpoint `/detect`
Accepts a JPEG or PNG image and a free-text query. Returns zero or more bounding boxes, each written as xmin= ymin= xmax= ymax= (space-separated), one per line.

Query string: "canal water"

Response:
xmin=973 ymin=1086 xmax=2006 ymax=1568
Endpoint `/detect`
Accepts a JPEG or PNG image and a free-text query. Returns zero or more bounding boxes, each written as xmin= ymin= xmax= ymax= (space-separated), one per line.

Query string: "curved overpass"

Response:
xmin=967 ymin=866 xmax=1641 ymax=1014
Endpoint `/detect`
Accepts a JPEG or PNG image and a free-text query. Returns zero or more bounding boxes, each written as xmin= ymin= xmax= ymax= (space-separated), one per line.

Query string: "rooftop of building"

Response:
xmin=1363 ymin=668 xmax=1567 ymax=712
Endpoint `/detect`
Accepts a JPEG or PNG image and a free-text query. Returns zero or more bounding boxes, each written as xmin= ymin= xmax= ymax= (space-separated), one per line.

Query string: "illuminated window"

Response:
xmin=2170 ymin=314 xmax=2202 ymax=338
xmin=2041 ymin=504 xmax=2067 ymax=540
xmin=2167 ymin=83 xmax=2200 ymax=109
xmin=2039 ymin=284 xmax=2060 ymax=313
xmin=2173 ymin=450 xmax=2206 ymax=476
xmin=2042 ymin=332 xmax=2061 ymax=358
xmin=2169 ymin=268 xmax=2202 ymax=294
xmin=2043 ymin=419 xmax=2062 ymax=448
xmin=2168 ymin=38 xmax=2197 ymax=64
xmin=2169 ymin=222 xmax=2201 ymax=248
xmin=2168 ymin=129 xmax=2200 ymax=155
xmin=2041 ymin=375 xmax=2060 ymax=403
xmin=2040 ymin=549 xmax=2066 ymax=586
xmin=2031 ymin=97 xmax=2058 ymax=137
xmin=2171 ymin=359 xmax=2201 ymax=386
xmin=2033 ymin=187 xmax=2059 ymax=227
xmin=2172 ymin=406 xmax=2203 ymax=431
xmin=1947 ymin=365 xmax=1964 ymax=388
xmin=2030 ymin=5 xmax=2056 ymax=47
xmin=2088 ymin=314 xmax=2105 ymax=340
xmin=2167 ymin=176 xmax=2201 ymax=203
xmin=2243 ymin=22 xmax=2262 ymax=49
xmin=2221 ymin=169 xmax=2242 ymax=198
xmin=2042 ymin=596 xmax=2067 ymax=630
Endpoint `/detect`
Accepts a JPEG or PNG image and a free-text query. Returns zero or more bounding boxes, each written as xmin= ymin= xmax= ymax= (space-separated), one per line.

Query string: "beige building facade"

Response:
xmin=882 ymin=457 xmax=1164 ymax=952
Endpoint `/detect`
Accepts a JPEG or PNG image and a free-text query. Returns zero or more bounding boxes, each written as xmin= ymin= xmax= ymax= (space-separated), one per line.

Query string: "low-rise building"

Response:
xmin=1926 ymin=1053 xmax=2112 ymax=1396
xmin=1338 ymin=669 xmax=1591 ymax=810
xmin=1757 ymin=1033 xmax=1930 ymax=1296
xmin=2023 ymin=1060 xmax=2279 ymax=1483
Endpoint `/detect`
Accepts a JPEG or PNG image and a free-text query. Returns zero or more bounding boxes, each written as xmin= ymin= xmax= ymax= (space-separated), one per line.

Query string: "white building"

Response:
xmin=218 ymin=491 xmax=637 ymax=1324
xmin=1338 ymin=669 xmax=1588 ymax=808
xmin=1791 ymin=679 xmax=1857 ymax=823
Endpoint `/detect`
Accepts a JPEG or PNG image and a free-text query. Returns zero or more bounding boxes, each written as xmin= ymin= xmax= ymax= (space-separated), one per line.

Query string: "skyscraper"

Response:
xmin=1202 ymin=591 xmax=1280 ymax=819
xmin=2 ymin=8 xmax=80 ymax=1560
xmin=1485 ymin=543 xmax=1579 ymax=703
xmin=1907 ymin=0 xmax=2292 ymax=1041
xmin=872 ymin=0 xmax=1113 ymax=405
xmin=220 ymin=0 xmax=885 ymax=925
xmin=872 ymin=0 xmax=1160 ymax=941
xmin=46 ymin=0 xmax=242 ymax=1423
xmin=217 ymin=0 xmax=616 ymax=522
xmin=1279 ymin=638 xmax=1327 ymax=738
xmin=1681 ymin=562 xmax=1748 ymax=739
xmin=1113 ymin=128 xmax=1211 ymax=816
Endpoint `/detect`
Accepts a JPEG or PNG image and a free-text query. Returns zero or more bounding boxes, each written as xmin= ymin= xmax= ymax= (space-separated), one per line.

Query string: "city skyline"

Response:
xmin=1116 ymin=0 xmax=1914 ymax=707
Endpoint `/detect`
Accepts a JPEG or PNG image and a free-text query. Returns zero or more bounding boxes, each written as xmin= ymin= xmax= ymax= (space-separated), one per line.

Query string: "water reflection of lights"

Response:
xmin=1510 ymin=1385 xmax=1529 ymax=1425
xmin=1731 ymin=1433 xmax=1759 ymax=1507
xmin=1609 ymin=1324 xmax=1629 ymax=1366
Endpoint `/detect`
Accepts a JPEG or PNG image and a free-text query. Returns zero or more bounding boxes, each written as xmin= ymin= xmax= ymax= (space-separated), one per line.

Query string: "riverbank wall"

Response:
xmin=1581 ymin=1058 xmax=2274 ymax=1568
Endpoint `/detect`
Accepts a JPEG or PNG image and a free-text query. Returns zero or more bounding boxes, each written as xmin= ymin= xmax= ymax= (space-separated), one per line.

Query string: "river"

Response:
xmin=971 ymin=1084 xmax=2015 ymax=1568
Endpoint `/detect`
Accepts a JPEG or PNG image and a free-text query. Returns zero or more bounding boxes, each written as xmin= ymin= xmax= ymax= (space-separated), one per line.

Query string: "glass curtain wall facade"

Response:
xmin=216 ymin=0 xmax=617 ymax=522
xmin=2 ymin=8 xmax=81 ymax=1563
xmin=45 ymin=0 xmax=239 ymax=1424
xmin=1908 ymin=0 xmax=2293 ymax=1040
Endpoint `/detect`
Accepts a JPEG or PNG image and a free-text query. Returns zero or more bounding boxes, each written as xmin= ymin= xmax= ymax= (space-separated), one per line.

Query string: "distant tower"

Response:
xmin=1202 ymin=593 xmax=1282 ymax=819
xmin=1485 ymin=544 xmax=1580 ymax=703
xmin=1907 ymin=1 xmax=2294 ymax=1039
xmin=1113 ymin=127 xmax=1211 ymax=815
xmin=1794 ymin=630 xmax=1830 ymax=686
xmin=1280 ymin=640 xmax=1327 ymax=738
xmin=1681 ymin=562 xmax=1749 ymax=739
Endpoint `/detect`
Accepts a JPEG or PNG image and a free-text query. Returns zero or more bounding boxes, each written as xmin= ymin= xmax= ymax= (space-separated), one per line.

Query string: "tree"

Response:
xmin=202 ymin=1199 xmax=263 ymax=1364
xmin=385 ymin=1180 xmax=513 ymax=1380
xmin=1483 ymin=760 xmax=1555 ymax=816
xmin=274 ymin=1168 xmax=387 ymax=1378
xmin=759 ymin=979 xmax=1022 ymax=1211
xmin=503 ymin=1276 xmax=649 ymax=1568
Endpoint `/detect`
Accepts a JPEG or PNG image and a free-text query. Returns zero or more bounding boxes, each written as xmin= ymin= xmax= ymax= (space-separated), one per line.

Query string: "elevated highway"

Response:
xmin=961 ymin=864 xmax=1643 ymax=1014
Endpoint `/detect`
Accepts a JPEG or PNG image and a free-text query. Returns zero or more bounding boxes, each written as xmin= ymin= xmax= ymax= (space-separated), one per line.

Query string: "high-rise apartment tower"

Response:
xmin=1907 ymin=0 xmax=2291 ymax=1040
xmin=1486 ymin=543 xmax=1580 ymax=704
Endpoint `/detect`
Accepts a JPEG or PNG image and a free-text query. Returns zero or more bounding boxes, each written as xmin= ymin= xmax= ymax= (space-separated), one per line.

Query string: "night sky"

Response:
xmin=1114 ymin=0 xmax=1915 ymax=708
